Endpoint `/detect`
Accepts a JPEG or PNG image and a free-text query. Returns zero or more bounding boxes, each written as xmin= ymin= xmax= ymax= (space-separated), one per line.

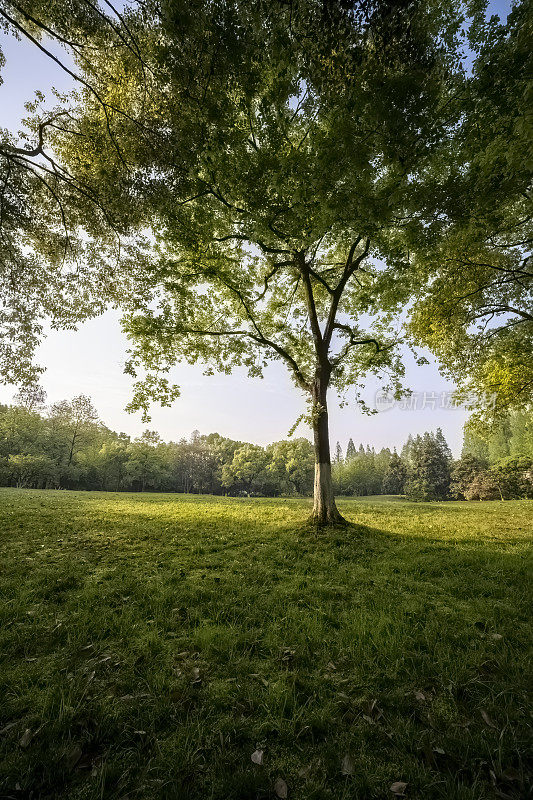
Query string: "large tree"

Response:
xmin=1 ymin=0 xmax=529 ymax=522
xmin=47 ymin=0 xmax=473 ymax=523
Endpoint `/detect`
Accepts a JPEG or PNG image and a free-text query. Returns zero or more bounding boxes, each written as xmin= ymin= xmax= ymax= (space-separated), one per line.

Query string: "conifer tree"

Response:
xmin=382 ymin=452 xmax=407 ymax=495
xmin=345 ymin=439 xmax=356 ymax=461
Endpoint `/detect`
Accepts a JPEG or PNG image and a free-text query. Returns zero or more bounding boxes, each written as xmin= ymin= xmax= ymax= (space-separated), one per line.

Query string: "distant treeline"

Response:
xmin=0 ymin=388 xmax=531 ymax=500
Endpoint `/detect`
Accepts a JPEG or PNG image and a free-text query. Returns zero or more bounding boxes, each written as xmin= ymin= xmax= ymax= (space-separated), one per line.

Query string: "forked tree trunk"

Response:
xmin=310 ymin=379 xmax=345 ymax=525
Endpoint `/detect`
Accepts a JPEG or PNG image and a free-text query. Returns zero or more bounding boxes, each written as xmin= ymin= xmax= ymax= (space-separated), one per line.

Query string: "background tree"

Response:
xmin=267 ymin=439 xmax=314 ymax=496
xmin=405 ymin=431 xmax=452 ymax=501
xmin=126 ymin=430 xmax=168 ymax=492
xmin=332 ymin=443 xmax=391 ymax=496
xmin=48 ymin=394 xmax=100 ymax=479
xmin=221 ymin=444 xmax=271 ymax=496
xmin=12 ymin=385 xmax=47 ymax=412
xmin=345 ymin=439 xmax=356 ymax=461
xmin=490 ymin=456 xmax=533 ymax=500
xmin=464 ymin=470 xmax=501 ymax=501
xmin=382 ymin=452 xmax=407 ymax=495
xmin=450 ymin=454 xmax=488 ymax=500
xmin=462 ymin=409 xmax=533 ymax=462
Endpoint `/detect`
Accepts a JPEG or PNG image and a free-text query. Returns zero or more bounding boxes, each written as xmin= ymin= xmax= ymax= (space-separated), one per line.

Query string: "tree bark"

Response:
xmin=310 ymin=378 xmax=345 ymax=525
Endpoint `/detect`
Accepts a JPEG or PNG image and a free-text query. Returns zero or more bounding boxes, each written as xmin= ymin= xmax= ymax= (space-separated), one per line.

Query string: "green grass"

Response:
xmin=0 ymin=489 xmax=531 ymax=799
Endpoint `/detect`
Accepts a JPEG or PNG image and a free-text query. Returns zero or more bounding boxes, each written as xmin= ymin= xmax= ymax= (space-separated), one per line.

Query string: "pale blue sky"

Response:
xmin=0 ymin=2 xmax=512 ymax=453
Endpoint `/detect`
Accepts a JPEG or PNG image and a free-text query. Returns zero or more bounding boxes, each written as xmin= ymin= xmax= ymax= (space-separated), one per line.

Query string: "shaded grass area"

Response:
xmin=0 ymin=489 xmax=531 ymax=799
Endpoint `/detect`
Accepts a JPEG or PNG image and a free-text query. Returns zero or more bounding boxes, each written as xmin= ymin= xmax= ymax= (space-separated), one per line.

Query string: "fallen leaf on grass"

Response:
xmin=251 ymin=749 xmax=264 ymax=765
xmin=414 ymin=691 xmax=426 ymax=701
xmin=65 ymin=745 xmax=82 ymax=771
xmin=362 ymin=698 xmax=383 ymax=721
xmin=341 ymin=754 xmax=355 ymax=776
xmin=249 ymin=673 xmax=269 ymax=687
xmin=390 ymin=781 xmax=407 ymax=796
xmin=480 ymin=709 xmax=497 ymax=729
xmin=490 ymin=633 xmax=503 ymax=640
xmin=281 ymin=648 xmax=295 ymax=662
xmin=501 ymin=767 xmax=521 ymax=783
xmin=274 ymin=777 xmax=288 ymax=798
xmin=19 ymin=729 xmax=33 ymax=749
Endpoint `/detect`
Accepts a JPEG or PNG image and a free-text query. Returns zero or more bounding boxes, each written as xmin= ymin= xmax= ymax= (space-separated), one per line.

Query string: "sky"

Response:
xmin=0 ymin=1 xmax=512 ymax=455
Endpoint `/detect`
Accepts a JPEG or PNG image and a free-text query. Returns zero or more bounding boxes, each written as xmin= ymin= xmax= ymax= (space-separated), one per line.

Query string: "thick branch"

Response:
xmin=330 ymin=322 xmax=395 ymax=366
xmin=298 ymin=254 xmax=324 ymax=357
xmin=324 ymin=237 xmax=370 ymax=347
xmin=179 ymin=326 xmax=310 ymax=392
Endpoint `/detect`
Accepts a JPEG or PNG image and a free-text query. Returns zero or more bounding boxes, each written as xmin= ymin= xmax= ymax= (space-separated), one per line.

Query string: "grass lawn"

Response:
xmin=0 ymin=489 xmax=531 ymax=799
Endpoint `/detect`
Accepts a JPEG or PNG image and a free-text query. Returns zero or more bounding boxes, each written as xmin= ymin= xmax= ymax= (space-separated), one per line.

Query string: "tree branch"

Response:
xmin=324 ymin=237 xmax=370 ymax=347
xmin=179 ymin=326 xmax=310 ymax=392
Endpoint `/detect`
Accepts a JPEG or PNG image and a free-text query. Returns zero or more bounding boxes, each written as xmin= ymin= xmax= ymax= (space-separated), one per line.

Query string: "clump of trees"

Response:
xmin=332 ymin=413 xmax=533 ymax=501
xmin=332 ymin=428 xmax=453 ymax=500
xmin=0 ymin=392 xmax=315 ymax=495
xmin=1 ymin=390 xmax=531 ymax=500
xmin=332 ymin=441 xmax=394 ymax=496
xmin=451 ymin=411 xmax=533 ymax=500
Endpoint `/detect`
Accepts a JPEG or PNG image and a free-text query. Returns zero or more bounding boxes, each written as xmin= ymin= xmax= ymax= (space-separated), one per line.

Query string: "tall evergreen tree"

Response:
xmin=382 ymin=452 xmax=407 ymax=495
xmin=406 ymin=431 xmax=451 ymax=500
xmin=345 ymin=439 xmax=356 ymax=461
xmin=436 ymin=427 xmax=453 ymax=463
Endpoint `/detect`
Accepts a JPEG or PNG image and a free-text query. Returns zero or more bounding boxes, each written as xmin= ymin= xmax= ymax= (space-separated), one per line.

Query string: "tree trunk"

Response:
xmin=310 ymin=379 xmax=345 ymax=525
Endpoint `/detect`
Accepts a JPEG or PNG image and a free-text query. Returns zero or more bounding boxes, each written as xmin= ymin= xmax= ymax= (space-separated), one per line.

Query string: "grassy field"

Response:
xmin=0 ymin=489 xmax=531 ymax=800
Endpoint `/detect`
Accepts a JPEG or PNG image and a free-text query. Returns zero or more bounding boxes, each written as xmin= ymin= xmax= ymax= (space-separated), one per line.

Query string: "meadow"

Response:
xmin=0 ymin=489 xmax=531 ymax=799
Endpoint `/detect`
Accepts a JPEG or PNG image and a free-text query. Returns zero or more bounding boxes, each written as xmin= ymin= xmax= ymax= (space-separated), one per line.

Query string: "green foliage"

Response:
xmin=0 ymin=397 xmax=315 ymax=496
xmin=464 ymin=470 xmax=501 ymax=501
xmin=0 ymin=489 xmax=531 ymax=799
xmin=463 ymin=409 xmax=533 ymax=463
xmin=404 ymin=431 xmax=452 ymax=501
xmin=382 ymin=452 xmax=408 ymax=495
xmin=490 ymin=455 xmax=533 ymax=500
xmin=4 ymin=453 xmax=56 ymax=488
xmin=0 ymin=0 xmax=496 ymax=410
xmin=333 ymin=444 xmax=392 ymax=496
xmin=457 ymin=410 xmax=533 ymax=499
xmin=345 ymin=438 xmax=356 ymax=461
xmin=450 ymin=454 xmax=488 ymax=500
xmin=407 ymin=2 xmax=532 ymax=421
